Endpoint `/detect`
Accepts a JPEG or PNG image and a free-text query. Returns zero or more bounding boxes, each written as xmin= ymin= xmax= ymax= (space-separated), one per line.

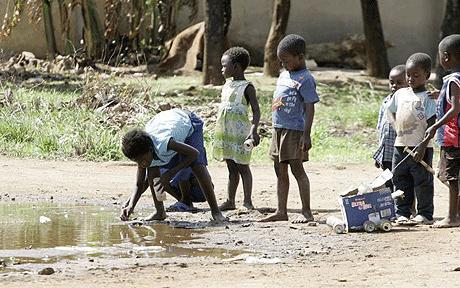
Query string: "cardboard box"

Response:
xmin=340 ymin=188 xmax=395 ymax=232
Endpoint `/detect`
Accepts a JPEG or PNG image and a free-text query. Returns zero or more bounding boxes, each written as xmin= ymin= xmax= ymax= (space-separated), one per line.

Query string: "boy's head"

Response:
xmin=122 ymin=129 xmax=154 ymax=168
xmin=405 ymin=53 xmax=431 ymax=90
xmin=221 ymin=46 xmax=250 ymax=78
xmin=277 ymin=34 xmax=306 ymax=72
xmin=438 ymin=34 xmax=460 ymax=71
xmin=388 ymin=64 xmax=407 ymax=94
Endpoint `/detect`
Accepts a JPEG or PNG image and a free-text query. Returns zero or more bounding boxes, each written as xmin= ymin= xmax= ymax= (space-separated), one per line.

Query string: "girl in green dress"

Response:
xmin=213 ymin=47 xmax=260 ymax=210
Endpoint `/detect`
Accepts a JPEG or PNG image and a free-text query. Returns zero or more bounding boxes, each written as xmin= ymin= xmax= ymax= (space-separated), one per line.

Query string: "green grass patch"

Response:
xmin=0 ymin=74 xmax=387 ymax=163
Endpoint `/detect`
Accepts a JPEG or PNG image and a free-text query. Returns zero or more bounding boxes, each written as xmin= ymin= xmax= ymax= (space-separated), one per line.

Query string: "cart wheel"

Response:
xmin=379 ymin=220 xmax=392 ymax=232
xmin=363 ymin=221 xmax=376 ymax=233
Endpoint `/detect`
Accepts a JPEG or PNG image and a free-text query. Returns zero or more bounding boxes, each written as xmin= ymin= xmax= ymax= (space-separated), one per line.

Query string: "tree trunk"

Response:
xmin=81 ymin=0 xmax=104 ymax=60
xmin=43 ymin=0 xmax=57 ymax=58
xmin=203 ymin=0 xmax=225 ymax=85
xmin=360 ymin=0 xmax=390 ymax=78
xmin=223 ymin=0 xmax=232 ymax=36
xmin=263 ymin=0 xmax=290 ymax=77
xmin=57 ymin=0 xmax=73 ymax=55
xmin=129 ymin=0 xmax=145 ymax=51
xmin=435 ymin=0 xmax=460 ymax=88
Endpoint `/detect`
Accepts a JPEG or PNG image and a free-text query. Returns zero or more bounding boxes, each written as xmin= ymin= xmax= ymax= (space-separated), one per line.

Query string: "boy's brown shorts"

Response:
xmin=438 ymin=147 xmax=460 ymax=182
xmin=269 ymin=128 xmax=309 ymax=163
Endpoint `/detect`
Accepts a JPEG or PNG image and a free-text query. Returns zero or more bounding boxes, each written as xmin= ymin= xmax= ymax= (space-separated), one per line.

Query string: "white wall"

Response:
xmin=227 ymin=0 xmax=444 ymax=66
xmin=0 ymin=0 xmax=446 ymax=66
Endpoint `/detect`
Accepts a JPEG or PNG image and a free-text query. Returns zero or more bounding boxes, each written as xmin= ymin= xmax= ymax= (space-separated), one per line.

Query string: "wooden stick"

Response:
xmin=403 ymin=147 xmax=436 ymax=175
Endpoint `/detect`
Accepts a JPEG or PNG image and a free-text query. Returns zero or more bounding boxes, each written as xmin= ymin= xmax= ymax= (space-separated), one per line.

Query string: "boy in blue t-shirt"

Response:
xmin=120 ymin=108 xmax=225 ymax=223
xmin=261 ymin=34 xmax=320 ymax=223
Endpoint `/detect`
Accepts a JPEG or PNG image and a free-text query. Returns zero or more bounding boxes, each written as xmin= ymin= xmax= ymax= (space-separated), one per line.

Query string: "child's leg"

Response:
xmin=237 ymin=163 xmax=254 ymax=209
xmin=393 ymin=147 xmax=415 ymax=219
xmin=289 ymin=159 xmax=314 ymax=223
xmin=191 ymin=164 xmax=226 ymax=222
xmin=433 ymin=180 xmax=460 ymax=227
xmin=176 ymin=181 xmax=193 ymax=206
xmin=162 ymin=184 xmax=182 ymax=203
xmin=219 ymin=160 xmax=239 ymax=211
xmin=457 ymin=189 xmax=460 ymax=217
xmin=434 ymin=180 xmax=460 ymax=227
xmin=260 ymin=159 xmax=289 ymax=222
xmin=381 ymin=161 xmax=394 ymax=192
xmin=412 ymin=148 xmax=434 ymax=221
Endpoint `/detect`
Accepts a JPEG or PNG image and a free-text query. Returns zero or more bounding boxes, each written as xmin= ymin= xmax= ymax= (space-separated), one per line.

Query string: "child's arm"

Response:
xmin=300 ymin=103 xmax=315 ymax=152
xmin=427 ymin=83 xmax=440 ymax=100
xmin=424 ymin=82 xmax=460 ymax=140
xmin=414 ymin=116 xmax=436 ymax=162
xmin=386 ymin=92 xmax=398 ymax=128
xmin=120 ymin=166 xmax=160 ymax=221
xmin=160 ymin=139 xmax=199 ymax=187
xmin=245 ymin=84 xmax=261 ymax=146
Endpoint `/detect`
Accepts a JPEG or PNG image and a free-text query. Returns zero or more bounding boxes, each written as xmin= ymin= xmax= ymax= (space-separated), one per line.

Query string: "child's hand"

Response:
xmin=427 ymin=90 xmax=440 ymax=100
xmin=159 ymin=172 xmax=172 ymax=189
xmin=424 ymin=126 xmax=436 ymax=141
xmin=120 ymin=205 xmax=133 ymax=221
xmin=427 ymin=83 xmax=439 ymax=99
xmin=299 ymin=133 xmax=312 ymax=152
xmin=413 ymin=145 xmax=427 ymax=163
xmin=249 ymin=131 xmax=260 ymax=147
xmin=374 ymin=161 xmax=380 ymax=168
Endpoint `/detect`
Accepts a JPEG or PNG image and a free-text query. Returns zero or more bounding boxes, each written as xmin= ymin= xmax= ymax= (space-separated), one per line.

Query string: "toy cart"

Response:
xmin=339 ymin=188 xmax=395 ymax=232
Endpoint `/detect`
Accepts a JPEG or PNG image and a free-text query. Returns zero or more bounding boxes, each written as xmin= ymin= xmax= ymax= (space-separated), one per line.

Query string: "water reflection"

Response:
xmin=0 ymin=202 xmax=239 ymax=269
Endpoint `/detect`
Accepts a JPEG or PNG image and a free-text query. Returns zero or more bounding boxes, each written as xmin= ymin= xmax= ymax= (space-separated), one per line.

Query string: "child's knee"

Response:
xmin=290 ymin=161 xmax=307 ymax=178
xmin=236 ymin=164 xmax=250 ymax=174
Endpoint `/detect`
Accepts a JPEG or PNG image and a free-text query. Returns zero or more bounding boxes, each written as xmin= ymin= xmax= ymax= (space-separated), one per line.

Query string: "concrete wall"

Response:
xmin=226 ymin=0 xmax=444 ymax=66
xmin=0 ymin=1 xmax=93 ymax=59
xmin=0 ymin=0 xmax=446 ymax=67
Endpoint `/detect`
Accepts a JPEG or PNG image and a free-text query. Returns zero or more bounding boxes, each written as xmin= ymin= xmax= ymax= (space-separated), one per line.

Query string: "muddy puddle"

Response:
xmin=0 ymin=202 xmax=240 ymax=273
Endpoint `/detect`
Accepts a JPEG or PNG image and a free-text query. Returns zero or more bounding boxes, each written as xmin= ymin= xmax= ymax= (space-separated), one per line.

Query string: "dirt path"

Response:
xmin=1 ymin=157 xmax=459 ymax=287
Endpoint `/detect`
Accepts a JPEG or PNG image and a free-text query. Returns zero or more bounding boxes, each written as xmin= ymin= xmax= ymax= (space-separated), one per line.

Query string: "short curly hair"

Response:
xmin=223 ymin=46 xmax=251 ymax=70
xmin=121 ymin=128 xmax=153 ymax=160
xmin=277 ymin=34 xmax=306 ymax=56
xmin=439 ymin=34 xmax=460 ymax=57
xmin=390 ymin=64 xmax=406 ymax=75
xmin=406 ymin=53 xmax=432 ymax=73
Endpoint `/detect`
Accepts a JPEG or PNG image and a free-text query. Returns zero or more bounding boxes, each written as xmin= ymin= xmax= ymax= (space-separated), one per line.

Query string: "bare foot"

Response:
xmin=259 ymin=212 xmax=288 ymax=222
xmin=142 ymin=212 xmax=167 ymax=221
xmin=219 ymin=200 xmax=236 ymax=211
xmin=211 ymin=212 xmax=228 ymax=223
xmin=291 ymin=211 xmax=314 ymax=224
xmin=243 ymin=202 xmax=255 ymax=210
xmin=431 ymin=217 xmax=460 ymax=228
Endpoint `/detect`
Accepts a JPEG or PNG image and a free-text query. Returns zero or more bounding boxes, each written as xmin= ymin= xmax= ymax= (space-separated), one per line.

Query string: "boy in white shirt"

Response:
xmin=387 ymin=53 xmax=437 ymax=224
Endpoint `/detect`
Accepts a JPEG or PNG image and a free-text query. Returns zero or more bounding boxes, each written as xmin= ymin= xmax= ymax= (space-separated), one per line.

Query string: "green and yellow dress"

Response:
xmin=213 ymin=80 xmax=252 ymax=165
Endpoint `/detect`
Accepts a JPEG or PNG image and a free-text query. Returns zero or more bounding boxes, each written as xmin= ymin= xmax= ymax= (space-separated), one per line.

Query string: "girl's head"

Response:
xmin=221 ymin=47 xmax=250 ymax=79
xmin=277 ymin=34 xmax=306 ymax=72
xmin=438 ymin=34 xmax=460 ymax=71
xmin=122 ymin=129 xmax=154 ymax=168
xmin=405 ymin=53 xmax=431 ymax=90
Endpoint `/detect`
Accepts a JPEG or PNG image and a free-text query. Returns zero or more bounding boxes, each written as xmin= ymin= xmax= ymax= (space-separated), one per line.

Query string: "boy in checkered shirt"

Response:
xmin=373 ymin=65 xmax=407 ymax=191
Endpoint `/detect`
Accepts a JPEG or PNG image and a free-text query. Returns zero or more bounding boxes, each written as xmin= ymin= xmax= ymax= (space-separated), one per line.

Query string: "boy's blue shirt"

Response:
xmin=146 ymin=108 xmax=194 ymax=167
xmin=272 ymin=69 xmax=319 ymax=131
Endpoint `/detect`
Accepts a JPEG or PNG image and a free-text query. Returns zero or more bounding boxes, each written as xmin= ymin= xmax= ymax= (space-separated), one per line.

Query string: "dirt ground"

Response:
xmin=1 ymin=157 xmax=460 ymax=287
